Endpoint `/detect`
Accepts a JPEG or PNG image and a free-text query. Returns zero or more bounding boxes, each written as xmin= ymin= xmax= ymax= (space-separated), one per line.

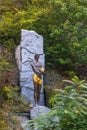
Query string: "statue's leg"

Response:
xmin=33 ymin=75 xmax=42 ymax=105
xmin=34 ymin=81 xmax=38 ymax=105
xmin=37 ymin=84 xmax=41 ymax=105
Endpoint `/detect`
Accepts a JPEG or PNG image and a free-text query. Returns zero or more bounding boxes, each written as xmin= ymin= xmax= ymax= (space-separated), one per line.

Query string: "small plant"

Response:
xmin=29 ymin=76 xmax=87 ymax=130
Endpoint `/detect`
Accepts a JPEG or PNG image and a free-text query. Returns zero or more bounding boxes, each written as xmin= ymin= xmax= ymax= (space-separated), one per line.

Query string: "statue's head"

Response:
xmin=34 ymin=54 xmax=40 ymax=61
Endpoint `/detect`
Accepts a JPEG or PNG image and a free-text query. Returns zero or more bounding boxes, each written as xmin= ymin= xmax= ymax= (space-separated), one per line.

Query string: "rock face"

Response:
xmin=30 ymin=105 xmax=50 ymax=120
xmin=18 ymin=106 xmax=50 ymax=130
xmin=30 ymin=106 xmax=51 ymax=130
xmin=15 ymin=44 xmax=21 ymax=70
xmin=15 ymin=29 xmax=45 ymax=105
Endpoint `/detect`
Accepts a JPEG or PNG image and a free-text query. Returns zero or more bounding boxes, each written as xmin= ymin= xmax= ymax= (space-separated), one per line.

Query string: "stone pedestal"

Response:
xmin=19 ymin=106 xmax=50 ymax=130
xmin=30 ymin=106 xmax=50 ymax=120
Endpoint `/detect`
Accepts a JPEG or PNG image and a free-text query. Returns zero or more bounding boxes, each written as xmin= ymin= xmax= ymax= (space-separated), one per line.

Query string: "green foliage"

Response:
xmin=29 ymin=76 xmax=87 ymax=130
xmin=0 ymin=56 xmax=12 ymax=74
xmin=45 ymin=0 xmax=87 ymax=68
xmin=0 ymin=47 xmax=14 ymax=87
xmin=0 ymin=86 xmax=19 ymax=129
xmin=0 ymin=85 xmax=30 ymax=130
xmin=0 ymin=0 xmax=87 ymax=69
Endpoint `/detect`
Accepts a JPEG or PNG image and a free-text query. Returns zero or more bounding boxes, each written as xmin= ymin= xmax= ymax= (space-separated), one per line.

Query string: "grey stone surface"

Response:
xmin=15 ymin=29 xmax=45 ymax=105
xmin=30 ymin=105 xmax=50 ymax=120
xmin=15 ymin=44 xmax=21 ymax=70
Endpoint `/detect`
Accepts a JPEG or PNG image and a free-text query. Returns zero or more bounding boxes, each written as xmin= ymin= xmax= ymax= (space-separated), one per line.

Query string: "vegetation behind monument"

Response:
xmin=0 ymin=0 xmax=87 ymax=129
xmin=0 ymin=0 xmax=87 ymax=69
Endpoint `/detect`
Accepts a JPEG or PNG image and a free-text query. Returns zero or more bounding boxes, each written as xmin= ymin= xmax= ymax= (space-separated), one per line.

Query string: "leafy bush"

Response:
xmin=0 ymin=85 xmax=30 ymax=130
xmin=0 ymin=0 xmax=87 ymax=70
xmin=29 ymin=76 xmax=87 ymax=130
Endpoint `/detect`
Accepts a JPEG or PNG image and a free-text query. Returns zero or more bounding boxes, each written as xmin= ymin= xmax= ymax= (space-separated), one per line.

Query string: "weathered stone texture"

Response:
xmin=16 ymin=29 xmax=45 ymax=105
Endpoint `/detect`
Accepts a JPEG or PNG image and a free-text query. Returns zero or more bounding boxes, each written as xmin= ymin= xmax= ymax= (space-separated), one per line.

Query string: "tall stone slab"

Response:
xmin=18 ymin=29 xmax=45 ymax=105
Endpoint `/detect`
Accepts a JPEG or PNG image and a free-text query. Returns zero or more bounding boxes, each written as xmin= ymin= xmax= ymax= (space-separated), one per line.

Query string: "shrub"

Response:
xmin=29 ymin=76 xmax=87 ymax=130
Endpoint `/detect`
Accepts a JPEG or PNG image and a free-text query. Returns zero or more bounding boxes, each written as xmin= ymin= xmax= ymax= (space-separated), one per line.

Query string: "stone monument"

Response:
xmin=15 ymin=29 xmax=45 ymax=105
